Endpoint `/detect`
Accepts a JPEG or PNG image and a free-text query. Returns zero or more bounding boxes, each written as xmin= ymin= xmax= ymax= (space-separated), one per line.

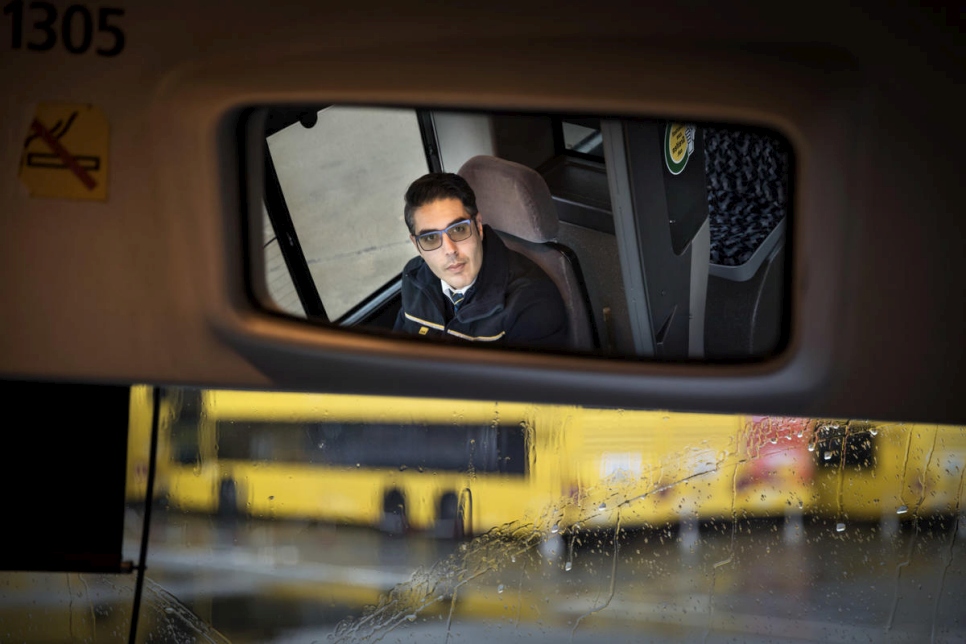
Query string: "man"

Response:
xmin=393 ymin=172 xmax=568 ymax=349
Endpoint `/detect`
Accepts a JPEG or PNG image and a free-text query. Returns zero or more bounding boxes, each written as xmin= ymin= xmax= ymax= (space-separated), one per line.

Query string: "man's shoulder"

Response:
xmin=401 ymin=255 xmax=429 ymax=281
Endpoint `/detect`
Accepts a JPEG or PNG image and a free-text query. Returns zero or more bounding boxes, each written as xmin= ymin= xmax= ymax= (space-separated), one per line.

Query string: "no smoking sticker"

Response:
xmin=19 ymin=103 xmax=109 ymax=201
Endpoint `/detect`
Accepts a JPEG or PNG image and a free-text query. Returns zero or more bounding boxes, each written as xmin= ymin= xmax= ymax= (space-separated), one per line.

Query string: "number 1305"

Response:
xmin=3 ymin=1 xmax=125 ymax=56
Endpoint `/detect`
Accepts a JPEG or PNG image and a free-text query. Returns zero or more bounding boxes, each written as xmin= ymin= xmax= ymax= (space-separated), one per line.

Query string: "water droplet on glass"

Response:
xmin=406 ymin=613 xmax=416 ymax=622
xmin=824 ymin=451 xmax=833 ymax=461
xmin=164 ymin=607 xmax=175 ymax=615
xmin=836 ymin=523 xmax=846 ymax=532
xmin=511 ymin=555 xmax=516 ymax=563
xmin=870 ymin=428 xmax=878 ymax=436
xmin=807 ymin=442 xmax=816 ymax=452
xmin=497 ymin=584 xmax=504 ymax=594
xmin=769 ymin=437 xmax=778 ymax=445
xmin=551 ymin=524 xmax=559 ymax=534
xmin=564 ymin=561 xmax=573 ymax=571
xmin=897 ymin=505 xmax=908 ymax=515
xmin=399 ymin=465 xmax=408 ymax=472
xmin=598 ymin=502 xmax=607 ymax=511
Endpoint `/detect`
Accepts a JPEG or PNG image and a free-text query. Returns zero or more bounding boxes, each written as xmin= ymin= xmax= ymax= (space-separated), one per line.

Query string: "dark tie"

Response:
xmin=449 ymin=290 xmax=465 ymax=313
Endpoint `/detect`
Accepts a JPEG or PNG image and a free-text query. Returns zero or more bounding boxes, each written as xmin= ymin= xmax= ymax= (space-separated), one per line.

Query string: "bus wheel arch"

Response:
xmin=435 ymin=490 xmax=472 ymax=540
xmin=381 ymin=488 xmax=408 ymax=535
xmin=218 ymin=478 xmax=239 ymax=517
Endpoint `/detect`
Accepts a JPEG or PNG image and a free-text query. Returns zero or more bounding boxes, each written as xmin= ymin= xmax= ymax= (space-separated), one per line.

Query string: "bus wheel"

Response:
xmin=218 ymin=479 xmax=238 ymax=517
xmin=381 ymin=489 xmax=408 ymax=535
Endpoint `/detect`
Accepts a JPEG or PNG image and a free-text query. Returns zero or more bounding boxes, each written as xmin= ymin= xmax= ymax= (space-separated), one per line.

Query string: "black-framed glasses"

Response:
xmin=414 ymin=218 xmax=476 ymax=252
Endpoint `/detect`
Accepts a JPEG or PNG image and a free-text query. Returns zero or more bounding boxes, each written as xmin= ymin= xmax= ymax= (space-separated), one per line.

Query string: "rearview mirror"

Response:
xmin=252 ymin=106 xmax=792 ymax=361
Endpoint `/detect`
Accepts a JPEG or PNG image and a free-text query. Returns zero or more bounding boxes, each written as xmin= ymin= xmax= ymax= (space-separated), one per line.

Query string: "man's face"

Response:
xmin=410 ymin=197 xmax=485 ymax=291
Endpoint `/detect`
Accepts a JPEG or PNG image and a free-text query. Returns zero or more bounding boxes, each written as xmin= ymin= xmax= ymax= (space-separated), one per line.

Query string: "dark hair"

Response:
xmin=404 ymin=173 xmax=478 ymax=233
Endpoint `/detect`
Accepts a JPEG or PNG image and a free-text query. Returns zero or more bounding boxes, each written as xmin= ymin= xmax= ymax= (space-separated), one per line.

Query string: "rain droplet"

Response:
xmin=511 ymin=555 xmax=516 ymax=563
xmin=164 ymin=607 xmax=175 ymax=615
xmin=406 ymin=613 xmax=416 ymax=622
xmin=564 ymin=561 xmax=573 ymax=571
xmin=870 ymin=428 xmax=878 ymax=436
xmin=598 ymin=502 xmax=607 ymax=511
xmin=497 ymin=584 xmax=504 ymax=594
xmin=823 ymin=451 xmax=833 ymax=461
xmin=551 ymin=524 xmax=560 ymax=534
xmin=836 ymin=523 xmax=846 ymax=532
xmin=807 ymin=442 xmax=816 ymax=452
xmin=769 ymin=436 xmax=778 ymax=445
xmin=897 ymin=505 xmax=908 ymax=515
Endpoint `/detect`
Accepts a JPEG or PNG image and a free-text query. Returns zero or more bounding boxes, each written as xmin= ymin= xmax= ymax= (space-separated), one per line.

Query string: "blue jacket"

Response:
xmin=393 ymin=226 xmax=568 ymax=349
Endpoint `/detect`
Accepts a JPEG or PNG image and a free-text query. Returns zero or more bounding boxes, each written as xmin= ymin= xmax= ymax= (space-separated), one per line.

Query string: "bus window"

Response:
xmin=264 ymin=106 xmax=429 ymax=321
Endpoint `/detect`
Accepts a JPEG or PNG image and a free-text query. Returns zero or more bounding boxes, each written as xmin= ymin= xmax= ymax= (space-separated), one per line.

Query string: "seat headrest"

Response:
xmin=458 ymin=155 xmax=559 ymax=243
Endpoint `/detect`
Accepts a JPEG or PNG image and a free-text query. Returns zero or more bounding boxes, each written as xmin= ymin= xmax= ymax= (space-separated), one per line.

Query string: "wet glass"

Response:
xmin=110 ymin=387 xmax=966 ymax=642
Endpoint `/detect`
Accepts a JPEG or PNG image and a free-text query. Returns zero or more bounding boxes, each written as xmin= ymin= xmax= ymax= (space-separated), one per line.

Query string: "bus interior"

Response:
xmin=259 ymin=106 xmax=790 ymax=360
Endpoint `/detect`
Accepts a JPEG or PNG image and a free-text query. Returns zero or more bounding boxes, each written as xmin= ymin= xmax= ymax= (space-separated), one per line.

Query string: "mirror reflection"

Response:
xmin=259 ymin=106 xmax=791 ymax=360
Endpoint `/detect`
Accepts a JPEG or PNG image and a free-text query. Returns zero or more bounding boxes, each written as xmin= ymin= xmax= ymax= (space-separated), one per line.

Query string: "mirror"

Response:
xmin=255 ymin=106 xmax=792 ymax=361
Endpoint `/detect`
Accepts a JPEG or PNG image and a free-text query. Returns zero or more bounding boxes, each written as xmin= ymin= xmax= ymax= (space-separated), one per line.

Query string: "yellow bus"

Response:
xmin=808 ymin=419 xmax=966 ymax=526
xmin=129 ymin=386 xmax=965 ymax=540
xmin=561 ymin=412 xmax=818 ymax=532
xmin=143 ymin=387 xmax=577 ymax=537
xmin=128 ymin=386 xmax=830 ymax=536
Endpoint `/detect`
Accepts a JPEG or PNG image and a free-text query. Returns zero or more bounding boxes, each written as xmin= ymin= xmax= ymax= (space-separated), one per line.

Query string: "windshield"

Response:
xmin=74 ymin=388 xmax=955 ymax=642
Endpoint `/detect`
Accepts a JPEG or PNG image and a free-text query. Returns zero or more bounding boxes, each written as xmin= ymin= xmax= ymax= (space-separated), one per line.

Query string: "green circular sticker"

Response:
xmin=664 ymin=123 xmax=696 ymax=175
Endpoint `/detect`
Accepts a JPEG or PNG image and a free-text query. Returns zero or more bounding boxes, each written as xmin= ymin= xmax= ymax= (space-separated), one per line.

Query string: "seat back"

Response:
xmin=458 ymin=155 xmax=597 ymax=351
xmin=702 ymin=127 xmax=790 ymax=358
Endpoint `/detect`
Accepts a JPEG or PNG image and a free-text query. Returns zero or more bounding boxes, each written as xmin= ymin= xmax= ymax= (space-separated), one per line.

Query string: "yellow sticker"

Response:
xmin=664 ymin=122 xmax=696 ymax=176
xmin=19 ymin=103 xmax=109 ymax=201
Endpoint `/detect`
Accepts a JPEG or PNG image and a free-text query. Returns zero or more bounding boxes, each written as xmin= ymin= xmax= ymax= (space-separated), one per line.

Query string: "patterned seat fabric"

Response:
xmin=704 ymin=128 xmax=790 ymax=267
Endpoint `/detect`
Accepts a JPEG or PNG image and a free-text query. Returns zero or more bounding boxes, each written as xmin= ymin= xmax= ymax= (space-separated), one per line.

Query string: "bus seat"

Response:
xmin=703 ymin=127 xmax=790 ymax=358
xmin=458 ymin=155 xmax=598 ymax=351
